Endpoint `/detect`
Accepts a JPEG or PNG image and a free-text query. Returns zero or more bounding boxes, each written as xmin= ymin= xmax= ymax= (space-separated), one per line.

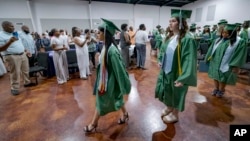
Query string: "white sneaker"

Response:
xmin=162 ymin=112 xmax=178 ymax=124
xmin=58 ymin=81 xmax=64 ymax=85
xmin=161 ymin=107 xmax=173 ymax=117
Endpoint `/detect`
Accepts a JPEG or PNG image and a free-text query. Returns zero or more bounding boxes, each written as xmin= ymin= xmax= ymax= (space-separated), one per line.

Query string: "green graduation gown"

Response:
xmin=211 ymin=30 xmax=218 ymax=41
xmin=205 ymin=38 xmax=247 ymax=85
xmin=152 ymin=29 xmax=159 ymax=37
xmin=94 ymin=45 xmax=131 ymax=116
xmin=240 ymin=29 xmax=248 ymax=42
xmin=155 ymin=34 xmax=163 ymax=49
xmin=155 ymin=34 xmax=197 ymax=112
xmin=205 ymin=39 xmax=229 ymax=81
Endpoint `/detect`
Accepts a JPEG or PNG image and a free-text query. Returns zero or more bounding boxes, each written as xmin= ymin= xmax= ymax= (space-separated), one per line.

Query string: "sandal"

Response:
xmin=216 ymin=90 xmax=225 ymax=98
xmin=211 ymin=89 xmax=219 ymax=96
xmin=83 ymin=124 xmax=98 ymax=133
xmin=118 ymin=113 xmax=129 ymax=124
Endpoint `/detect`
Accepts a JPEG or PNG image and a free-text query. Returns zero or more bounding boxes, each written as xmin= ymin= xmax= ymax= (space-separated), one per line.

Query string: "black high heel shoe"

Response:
xmin=118 ymin=113 xmax=129 ymax=124
xmin=83 ymin=124 xmax=98 ymax=133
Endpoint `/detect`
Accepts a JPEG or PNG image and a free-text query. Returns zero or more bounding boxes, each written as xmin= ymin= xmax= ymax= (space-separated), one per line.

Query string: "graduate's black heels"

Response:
xmin=216 ymin=90 xmax=225 ymax=98
xmin=118 ymin=113 xmax=129 ymax=124
xmin=83 ymin=124 xmax=98 ymax=133
xmin=211 ymin=89 xmax=219 ymax=96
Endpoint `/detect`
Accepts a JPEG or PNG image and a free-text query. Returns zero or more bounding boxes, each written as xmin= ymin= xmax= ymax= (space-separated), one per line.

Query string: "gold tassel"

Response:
xmin=177 ymin=42 xmax=182 ymax=75
xmin=207 ymin=56 xmax=212 ymax=61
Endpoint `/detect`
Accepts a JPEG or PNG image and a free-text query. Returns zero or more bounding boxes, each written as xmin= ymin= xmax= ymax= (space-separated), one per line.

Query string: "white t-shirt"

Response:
xmin=135 ymin=30 xmax=149 ymax=45
xmin=51 ymin=36 xmax=64 ymax=49
xmin=60 ymin=35 xmax=69 ymax=49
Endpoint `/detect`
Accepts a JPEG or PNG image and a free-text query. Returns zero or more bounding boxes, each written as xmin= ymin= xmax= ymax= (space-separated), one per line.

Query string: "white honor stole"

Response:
xmin=162 ymin=35 xmax=178 ymax=74
xmin=219 ymin=37 xmax=240 ymax=73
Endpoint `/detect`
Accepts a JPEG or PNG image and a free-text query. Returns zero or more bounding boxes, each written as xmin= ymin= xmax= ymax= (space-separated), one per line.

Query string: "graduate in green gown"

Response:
xmin=155 ymin=30 xmax=163 ymax=49
xmin=202 ymin=25 xmax=211 ymax=39
xmin=205 ymin=24 xmax=247 ymax=97
xmin=235 ymin=23 xmax=242 ymax=36
xmin=217 ymin=19 xmax=228 ymax=38
xmin=211 ymin=24 xmax=218 ymax=41
xmin=188 ymin=25 xmax=199 ymax=49
xmin=188 ymin=24 xmax=197 ymax=38
xmin=155 ymin=9 xmax=197 ymax=123
xmin=239 ymin=20 xmax=249 ymax=42
xmin=84 ymin=18 xmax=131 ymax=133
xmin=153 ymin=25 xmax=161 ymax=38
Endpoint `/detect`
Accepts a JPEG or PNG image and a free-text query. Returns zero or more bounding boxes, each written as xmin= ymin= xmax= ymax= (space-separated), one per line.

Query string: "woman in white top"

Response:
xmin=135 ymin=24 xmax=149 ymax=69
xmin=72 ymin=27 xmax=91 ymax=79
xmin=50 ymin=28 xmax=69 ymax=84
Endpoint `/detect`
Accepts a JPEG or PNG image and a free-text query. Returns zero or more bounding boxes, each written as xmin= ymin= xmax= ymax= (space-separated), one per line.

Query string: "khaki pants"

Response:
xmin=4 ymin=53 xmax=30 ymax=90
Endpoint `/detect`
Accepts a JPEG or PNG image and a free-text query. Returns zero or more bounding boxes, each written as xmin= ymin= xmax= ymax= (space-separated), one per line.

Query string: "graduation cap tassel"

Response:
xmin=179 ymin=10 xmax=182 ymax=30
xmin=228 ymin=27 xmax=237 ymax=39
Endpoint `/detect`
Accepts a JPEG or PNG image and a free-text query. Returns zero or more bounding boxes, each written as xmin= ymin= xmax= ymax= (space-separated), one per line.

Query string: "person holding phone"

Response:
xmin=72 ymin=27 xmax=91 ymax=79
xmin=86 ymin=29 xmax=97 ymax=70
xmin=0 ymin=21 xmax=36 ymax=96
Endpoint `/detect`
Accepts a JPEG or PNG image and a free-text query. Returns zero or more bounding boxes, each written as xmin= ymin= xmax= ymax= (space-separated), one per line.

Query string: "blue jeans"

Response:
xmin=135 ymin=43 xmax=146 ymax=68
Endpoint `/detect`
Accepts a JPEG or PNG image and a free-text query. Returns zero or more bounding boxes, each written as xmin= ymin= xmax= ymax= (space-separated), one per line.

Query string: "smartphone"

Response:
xmin=13 ymin=32 xmax=19 ymax=39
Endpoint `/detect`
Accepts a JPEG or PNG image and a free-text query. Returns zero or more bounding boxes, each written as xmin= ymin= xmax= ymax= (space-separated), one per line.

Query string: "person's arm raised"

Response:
xmin=0 ymin=37 xmax=18 ymax=52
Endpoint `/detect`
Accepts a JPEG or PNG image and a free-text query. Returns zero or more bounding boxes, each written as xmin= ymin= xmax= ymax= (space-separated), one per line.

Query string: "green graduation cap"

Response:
xmin=99 ymin=18 xmax=120 ymax=36
xmin=156 ymin=25 xmax=161 ymax=28
xmin=191 ymin=23 xmax=196 ymax=26
xmin=224 ymin=24 xmax=237 ymax=31
xmin=190 ymin=25 xmax=196 ymax=30
xmin=218 ymin=19 xmax=228 ymax=25
xmin=171 ymin=9 xmax=192 ymax=19
xmin=203 ymin=25 xmax=210 ymax=28
xmin=235 ymin=23 xmax=242 ymax=27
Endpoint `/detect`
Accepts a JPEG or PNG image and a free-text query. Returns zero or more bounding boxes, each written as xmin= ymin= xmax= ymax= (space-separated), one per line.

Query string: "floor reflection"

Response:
xmin=152 ymin=123 xmax=176 ymax=141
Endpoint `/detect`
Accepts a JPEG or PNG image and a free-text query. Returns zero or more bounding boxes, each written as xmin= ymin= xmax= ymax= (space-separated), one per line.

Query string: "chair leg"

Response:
xmin=34 ymin=73 xmax=38 ymax=85
xmin=248 ymin=71 xmax=250 ymax=84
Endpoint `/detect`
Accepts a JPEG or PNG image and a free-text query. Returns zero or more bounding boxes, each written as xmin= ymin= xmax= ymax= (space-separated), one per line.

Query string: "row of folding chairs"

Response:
xmin=29 ymin=50 xmax=78 ymax=84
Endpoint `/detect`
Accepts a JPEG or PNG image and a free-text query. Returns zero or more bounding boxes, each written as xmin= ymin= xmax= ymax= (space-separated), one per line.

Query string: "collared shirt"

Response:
xmin=18 ymin=31 xmax=36 ymax=54
xmin=0 ymin=31 xmax=25 ymax=55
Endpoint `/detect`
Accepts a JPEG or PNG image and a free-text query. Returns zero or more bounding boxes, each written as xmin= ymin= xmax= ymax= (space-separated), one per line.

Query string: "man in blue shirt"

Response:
xmin=0 ymin=21 xmax=35 ymax=96
xmin=19 ymin=25 xmax=36 ymax=67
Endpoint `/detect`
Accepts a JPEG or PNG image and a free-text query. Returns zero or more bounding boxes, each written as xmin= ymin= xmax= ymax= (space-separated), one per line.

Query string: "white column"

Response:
xmin=26 ymin=0 xmax=42 ymax=33
xmin=89 ymin=3 xmax=93 ymax=29
xmin=133 ymin=4 xmax=135 ymax=28
xmin=26 ymin=0 xmax=36 ymax=32
xmin=158 ymin=6 xmax=161 ymax=26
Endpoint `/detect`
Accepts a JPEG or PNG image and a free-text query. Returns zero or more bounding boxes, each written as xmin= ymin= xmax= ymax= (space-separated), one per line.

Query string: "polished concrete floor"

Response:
xmin=0 ymin=47 xmax=250 ymax=141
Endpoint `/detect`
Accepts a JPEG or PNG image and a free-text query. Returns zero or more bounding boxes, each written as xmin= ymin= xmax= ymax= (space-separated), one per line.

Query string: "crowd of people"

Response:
xmin=0 ymin=8 xmax=249 ymax=133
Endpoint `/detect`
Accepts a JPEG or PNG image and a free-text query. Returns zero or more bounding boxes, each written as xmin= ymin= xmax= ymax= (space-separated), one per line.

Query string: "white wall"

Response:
xmin=0 ymin=0 xmax=33 ymax=31
xmin=183 ymin=0 xmax=250 ymax=27
xmin=0 ymin=0 xmax=30 ymax=18
xmin=1 ymin=0 xmax=250 ymax=33
xmin=91 ymin=2 xmax=133 ymax=30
